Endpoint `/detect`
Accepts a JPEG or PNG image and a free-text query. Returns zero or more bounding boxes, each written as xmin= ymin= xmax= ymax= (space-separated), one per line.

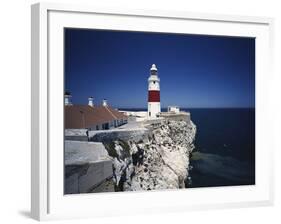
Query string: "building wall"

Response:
xmin=168 ymin=106 xmax=180 ymax=113
xmin=64 ymin=141 xmax=113 ymax=194
xmin=148 ymin=78 xmax=160 ymax=90
xmin=87 ymin=119 xmax=128 ymax=131
xmin=148 ymin=102 xmax=161 ymax=119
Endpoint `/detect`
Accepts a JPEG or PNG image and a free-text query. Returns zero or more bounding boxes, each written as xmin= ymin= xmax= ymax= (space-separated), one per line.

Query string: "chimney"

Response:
xmin=64 ymin=91 xmax=72 ymax=106
xmin=88 ymin=97 xmax=94 ymax=107
xmin=102 ymin=99 xmax=108 ymax=107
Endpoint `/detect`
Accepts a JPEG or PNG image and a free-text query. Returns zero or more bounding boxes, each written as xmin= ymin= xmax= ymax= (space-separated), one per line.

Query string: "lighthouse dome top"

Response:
xmin=150 ymin=64 xmax=157 ymax=71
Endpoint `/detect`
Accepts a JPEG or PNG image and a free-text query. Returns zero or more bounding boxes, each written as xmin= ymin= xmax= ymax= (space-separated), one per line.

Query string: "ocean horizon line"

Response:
xmin=118 ymin=107 xmax=255 ymax=110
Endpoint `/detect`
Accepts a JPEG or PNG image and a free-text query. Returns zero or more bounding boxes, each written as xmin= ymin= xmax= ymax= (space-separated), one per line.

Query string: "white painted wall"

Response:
xmin=148 ymin=102 xmax=161 ymax=118
xmin=168 ymin=106 xmax=180 ymax=113
xmin=1 ymin=0 xmax=280 ymax=224
xmin=64 ymin=141 xmax=109 ymax=165
xmin=64 ymin=141 xmax=112 ymax=194
xmin=148 ymin=76 xmax=160 ymax=90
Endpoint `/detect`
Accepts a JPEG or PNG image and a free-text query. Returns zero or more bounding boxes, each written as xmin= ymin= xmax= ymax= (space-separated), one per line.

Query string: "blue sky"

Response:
xmin=65 ymin=28 xmax=255 ymax=108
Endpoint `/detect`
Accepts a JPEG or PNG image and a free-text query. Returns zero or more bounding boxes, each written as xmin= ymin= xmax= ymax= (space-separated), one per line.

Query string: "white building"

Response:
xmin=148 ymin=64 xmax=161 ymax=119
xmin=168 ymin=106 xmax=180 ymax=113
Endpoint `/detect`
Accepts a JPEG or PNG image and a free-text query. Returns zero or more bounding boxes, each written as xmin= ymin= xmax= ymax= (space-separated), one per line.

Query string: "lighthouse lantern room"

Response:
xmin=148 ymin=64 xmax=161 ymax=119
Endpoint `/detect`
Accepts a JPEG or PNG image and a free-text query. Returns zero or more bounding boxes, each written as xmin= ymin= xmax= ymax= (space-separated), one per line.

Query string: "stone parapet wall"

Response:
xmin=89 ymin=128 xmax=149 ymax=143
xmin=159 ymin=112 xmax=190 ymax=123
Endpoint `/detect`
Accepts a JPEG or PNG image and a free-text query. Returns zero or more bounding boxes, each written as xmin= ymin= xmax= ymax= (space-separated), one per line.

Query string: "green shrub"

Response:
xmin=118 ymin=140 xmax=131 ymax=159
xmin=103 ymin=142 xmax=118 ymax=158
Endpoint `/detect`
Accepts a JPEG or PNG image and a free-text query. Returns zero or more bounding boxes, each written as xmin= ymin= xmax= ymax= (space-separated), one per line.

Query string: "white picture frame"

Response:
xmin=31 ymin=2 xmax=274 ymax=221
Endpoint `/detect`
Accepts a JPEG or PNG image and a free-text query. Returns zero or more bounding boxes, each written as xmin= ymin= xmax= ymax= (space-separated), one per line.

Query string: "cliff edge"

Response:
xmin=104 ymin=120 xmax=196 ymax=191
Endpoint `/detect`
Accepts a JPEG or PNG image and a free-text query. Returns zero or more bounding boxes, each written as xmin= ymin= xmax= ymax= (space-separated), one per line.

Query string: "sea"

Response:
xmin=185 ymin=108 xmax=255 ymax=188
xmin=122 ymin=108 xmax=255 ymax=188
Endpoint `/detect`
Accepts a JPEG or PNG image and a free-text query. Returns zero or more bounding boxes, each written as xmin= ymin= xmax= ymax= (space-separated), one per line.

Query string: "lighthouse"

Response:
xmin=148 ymin=64 xmax=161 ymax=119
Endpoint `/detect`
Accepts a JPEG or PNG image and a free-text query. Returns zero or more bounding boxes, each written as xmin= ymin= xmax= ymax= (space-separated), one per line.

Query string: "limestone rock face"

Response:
xmin=104 ymin=120 xmax=196 ymax=191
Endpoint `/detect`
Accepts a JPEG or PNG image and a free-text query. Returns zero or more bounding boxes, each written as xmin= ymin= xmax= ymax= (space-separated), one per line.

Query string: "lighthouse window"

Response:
xmin=153 ymin=81 xmax=155 ymax=84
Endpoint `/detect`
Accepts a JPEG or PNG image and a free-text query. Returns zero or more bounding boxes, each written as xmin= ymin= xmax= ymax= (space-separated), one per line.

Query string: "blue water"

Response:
xmin=185 ymin=108 xmax=255 ymax=188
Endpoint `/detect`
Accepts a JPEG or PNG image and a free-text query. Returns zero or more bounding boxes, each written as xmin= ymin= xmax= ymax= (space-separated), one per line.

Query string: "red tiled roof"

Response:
xmin=106 ymin=106 xmax=127 ymax=119
xmin=65 ymin=105 xmax=128 ymax=129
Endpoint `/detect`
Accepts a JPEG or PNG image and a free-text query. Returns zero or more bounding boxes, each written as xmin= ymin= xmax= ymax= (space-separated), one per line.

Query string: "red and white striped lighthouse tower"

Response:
xmin=148 ymin=64 xmax=161 ymax=119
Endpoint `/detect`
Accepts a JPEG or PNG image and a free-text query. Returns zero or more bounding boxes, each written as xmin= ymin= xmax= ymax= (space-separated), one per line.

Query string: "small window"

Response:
xmin=153 ymin=81 xmax=155 ymax=84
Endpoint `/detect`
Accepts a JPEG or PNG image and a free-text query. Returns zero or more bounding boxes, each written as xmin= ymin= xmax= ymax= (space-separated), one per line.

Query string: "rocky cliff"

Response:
xmin=103 ymin=120 xmax=196 ymax=191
